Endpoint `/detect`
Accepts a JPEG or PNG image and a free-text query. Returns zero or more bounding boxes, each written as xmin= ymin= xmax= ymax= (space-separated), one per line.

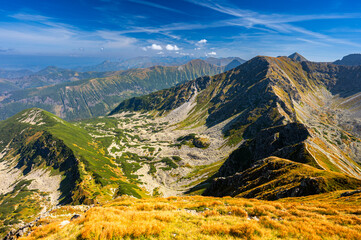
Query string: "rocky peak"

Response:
xmin=288 ymin=52 xmax=308 ymax=62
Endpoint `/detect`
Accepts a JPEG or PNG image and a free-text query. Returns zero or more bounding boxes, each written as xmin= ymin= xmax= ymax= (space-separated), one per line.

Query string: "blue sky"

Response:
xmin=0 ymin=0 xmax=361 ymax=63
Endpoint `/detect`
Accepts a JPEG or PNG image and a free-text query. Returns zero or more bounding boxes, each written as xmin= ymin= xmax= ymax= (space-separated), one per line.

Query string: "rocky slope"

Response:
xmin=112 ymin=55 xmax=361 ymax=196
xmin=0 ymin=60 xmax=222 ymax=121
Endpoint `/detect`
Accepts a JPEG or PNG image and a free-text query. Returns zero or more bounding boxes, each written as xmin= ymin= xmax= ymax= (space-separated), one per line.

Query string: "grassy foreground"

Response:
xmin=19 ymin=192 xmax=361 ymax=240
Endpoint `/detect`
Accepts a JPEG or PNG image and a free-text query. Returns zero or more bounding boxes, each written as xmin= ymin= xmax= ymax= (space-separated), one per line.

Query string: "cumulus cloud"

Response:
xmin=165 ymin=44 xmax=179 ymax=51
xmin=207 ymin=51 xmax=217 ymax=56
xmin=150 ymin=43 xmax=163 ymax=50
xmin=198 ymin=39 xmax=207 ymax=44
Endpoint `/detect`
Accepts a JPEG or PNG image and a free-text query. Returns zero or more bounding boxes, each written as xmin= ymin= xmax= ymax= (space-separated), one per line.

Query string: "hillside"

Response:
xmin=0 ymin=60 xmax=223 ymax=121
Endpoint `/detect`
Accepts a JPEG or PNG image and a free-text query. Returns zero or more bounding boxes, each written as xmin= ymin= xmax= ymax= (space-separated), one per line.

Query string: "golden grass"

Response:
xmin=19 ymin=192 xmax=361 ymax=240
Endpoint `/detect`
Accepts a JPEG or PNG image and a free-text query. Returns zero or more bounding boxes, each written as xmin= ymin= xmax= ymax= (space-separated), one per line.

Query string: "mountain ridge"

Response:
xmin=0 ymin=59 xmax=223 ymax=121
xmin=334 ymin=53 xmax=361 ymax=66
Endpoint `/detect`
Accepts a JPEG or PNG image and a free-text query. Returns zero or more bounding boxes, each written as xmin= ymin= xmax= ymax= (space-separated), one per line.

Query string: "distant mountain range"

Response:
xmin=0 ymin=59 xmax=223 ymax=120
xmin=2 ymin=66 xmax=112 ymax=90
xmin=74 ymin=56 xmax=194 ymax=72
xmin=74 ymin=56 xmax=246 ymax=72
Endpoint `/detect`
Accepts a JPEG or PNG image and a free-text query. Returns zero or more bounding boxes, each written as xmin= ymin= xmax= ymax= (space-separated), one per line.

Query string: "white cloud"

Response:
xmin=150 ymin=43 xmax=163 ymax=50
xmin=141 ymin=47 xmax=147 ymax=51
xmin=198 ymin=39 xmax=207 ymax=44
xmin=157 ymin=51 xmax=164 ymax=54
xmin=207 ymin=51 xmax=217 ymax=56
xmin=196 ymin=39 xmax=208 ymax=48
xmin=165 ymin=44 xmax=179 ymax=51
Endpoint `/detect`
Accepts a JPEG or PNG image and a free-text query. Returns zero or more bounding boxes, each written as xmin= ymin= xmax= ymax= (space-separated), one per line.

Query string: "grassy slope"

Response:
xmin=0 ymin=108 xmax=149 ymax=236
xmin=30 ymin=110 xmax=148 ymax=202
xmin=18 ymin=192 xmax=361 ymax=240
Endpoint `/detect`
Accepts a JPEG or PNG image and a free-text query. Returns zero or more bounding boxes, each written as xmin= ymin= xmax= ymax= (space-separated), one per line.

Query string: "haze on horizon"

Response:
xmin=1 ymin=0 xmax=361 ymax=68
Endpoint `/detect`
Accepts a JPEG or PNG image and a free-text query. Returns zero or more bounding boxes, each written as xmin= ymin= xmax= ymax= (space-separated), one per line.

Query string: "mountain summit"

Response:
xmin=288 ymin=52 xmax=308 ymax=62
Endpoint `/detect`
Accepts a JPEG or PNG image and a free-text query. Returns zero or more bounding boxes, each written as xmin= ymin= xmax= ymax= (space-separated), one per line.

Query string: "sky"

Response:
xmin=0 ymin=0 xmax=361 ymax=67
